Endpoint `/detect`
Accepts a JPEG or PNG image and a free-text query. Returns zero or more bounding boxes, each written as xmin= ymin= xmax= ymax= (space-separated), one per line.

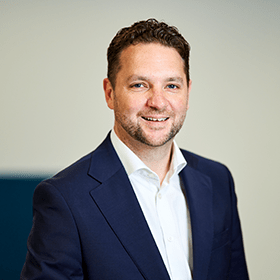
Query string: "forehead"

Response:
xmin=118 ymin=43 xmax=185 ymax=78
xmin=120 ymin=43 xmax=183 ymax=62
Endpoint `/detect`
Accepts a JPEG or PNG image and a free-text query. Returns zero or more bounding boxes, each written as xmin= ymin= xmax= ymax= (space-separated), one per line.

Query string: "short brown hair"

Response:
xmin=107 ymin=18 xmax=191 ymax=88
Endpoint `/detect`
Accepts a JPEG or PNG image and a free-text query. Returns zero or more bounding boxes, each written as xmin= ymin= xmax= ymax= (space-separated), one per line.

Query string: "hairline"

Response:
xmin=112 ymin=42 xmax=189 ymax=89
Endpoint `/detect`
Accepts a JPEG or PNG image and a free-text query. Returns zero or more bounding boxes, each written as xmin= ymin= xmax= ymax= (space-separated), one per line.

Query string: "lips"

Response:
xmin=142 ymin=116 xmax=169 ymax=122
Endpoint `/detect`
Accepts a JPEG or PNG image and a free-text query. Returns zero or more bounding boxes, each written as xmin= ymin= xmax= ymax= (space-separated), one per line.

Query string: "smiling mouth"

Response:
xmin=142 ymin=117 xmax=169 ymax=122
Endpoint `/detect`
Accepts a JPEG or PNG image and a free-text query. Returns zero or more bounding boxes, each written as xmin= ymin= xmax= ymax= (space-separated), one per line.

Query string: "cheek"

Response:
xmin=126 ymin=98 xmax=145 ymax=113
xmin=171 ymin=98 xmax=189 ymax=113
xmin=116 ymin=98 xmax=141 ymax=117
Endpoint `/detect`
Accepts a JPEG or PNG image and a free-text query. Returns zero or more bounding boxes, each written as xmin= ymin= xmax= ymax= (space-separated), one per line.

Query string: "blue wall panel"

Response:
xmin=0 ymin=177 xmax=48 ymax=280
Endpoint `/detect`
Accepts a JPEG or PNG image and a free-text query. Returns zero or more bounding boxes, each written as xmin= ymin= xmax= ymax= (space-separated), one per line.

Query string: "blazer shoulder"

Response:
xmin=38 ymin=132 xmax=121 ymax=196
xmin=180 ymin=149 xmax=232 ymax=180
xmin=34 ymin=151 xmax=93 ymax=200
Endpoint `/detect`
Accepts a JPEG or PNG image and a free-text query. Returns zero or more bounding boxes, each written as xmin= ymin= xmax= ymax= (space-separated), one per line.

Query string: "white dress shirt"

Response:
xmin=111 ymin=130 xmax=193 ymax=280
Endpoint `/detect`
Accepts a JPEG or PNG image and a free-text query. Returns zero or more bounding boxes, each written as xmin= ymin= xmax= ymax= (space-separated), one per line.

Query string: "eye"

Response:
xmin=131 ymin=83 xmax=144 ymax=88
xmin=167 ymin=84 xmax=178 ymax=89
xmin=129 ymin=82 xmax=148 ymax=91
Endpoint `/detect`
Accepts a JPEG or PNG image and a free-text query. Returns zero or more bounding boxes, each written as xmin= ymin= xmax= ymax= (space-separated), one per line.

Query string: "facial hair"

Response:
xmin=114 ymin=106 xmax=186 ymax=147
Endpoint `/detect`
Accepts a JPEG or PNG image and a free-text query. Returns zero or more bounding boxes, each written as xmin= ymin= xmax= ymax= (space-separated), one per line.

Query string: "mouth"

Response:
xmin=142 ymin=116 xmax=169 ymax=122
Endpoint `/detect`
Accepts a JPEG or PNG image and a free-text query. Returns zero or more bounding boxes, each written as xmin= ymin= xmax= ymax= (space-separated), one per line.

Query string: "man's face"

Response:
xmin=104 ymin=43 xmax=191 ymax=149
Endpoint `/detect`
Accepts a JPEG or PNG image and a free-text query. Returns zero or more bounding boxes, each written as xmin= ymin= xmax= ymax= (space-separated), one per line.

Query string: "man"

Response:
xmin=21 ymin=19 xmax=249 ymax=279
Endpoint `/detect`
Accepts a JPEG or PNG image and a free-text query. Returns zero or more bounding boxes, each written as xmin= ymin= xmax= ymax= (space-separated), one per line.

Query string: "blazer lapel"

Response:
xmin=180 ymin=165 xmax=214 ymax=280
xmin=87 ymin=134 xmax=170 ymax=280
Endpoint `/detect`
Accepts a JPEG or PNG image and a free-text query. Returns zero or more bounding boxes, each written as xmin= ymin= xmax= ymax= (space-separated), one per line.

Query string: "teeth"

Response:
xmin=144 ymin=117 xmax=168 ymax=122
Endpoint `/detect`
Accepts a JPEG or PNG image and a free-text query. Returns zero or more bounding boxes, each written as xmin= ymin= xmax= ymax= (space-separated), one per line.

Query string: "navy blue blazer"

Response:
xmin=21 ymin=133 xmax=249 ymax=280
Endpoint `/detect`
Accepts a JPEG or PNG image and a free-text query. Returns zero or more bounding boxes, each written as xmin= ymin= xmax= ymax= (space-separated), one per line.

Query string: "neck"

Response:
xmin=116 ymin=132 xmax=174 ymax=184
xmin=141 ymin=144 xmax=173 ymax=184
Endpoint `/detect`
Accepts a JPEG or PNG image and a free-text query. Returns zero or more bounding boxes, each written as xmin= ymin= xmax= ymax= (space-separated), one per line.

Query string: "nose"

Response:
xmin=146 ymin=89 xmax=168 ymax=110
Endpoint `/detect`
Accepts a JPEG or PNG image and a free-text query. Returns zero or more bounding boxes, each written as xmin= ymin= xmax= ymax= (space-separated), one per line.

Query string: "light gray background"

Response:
xmin=1 ymin=0 xmax=279 ymax=279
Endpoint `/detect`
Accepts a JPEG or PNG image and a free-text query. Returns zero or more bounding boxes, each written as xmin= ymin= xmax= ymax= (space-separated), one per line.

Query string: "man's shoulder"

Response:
xmin=180 ymin=148 xmax=231 ymax=178
xmin=37 ymin=133 xmax=120 ymax=195
xmin=180 ymin=149 xmax=235 ymax=198
xmin=53 ymin=151 xmax=93 ymax=182
xmin=36 ymin=151 xmax=94 ymax=196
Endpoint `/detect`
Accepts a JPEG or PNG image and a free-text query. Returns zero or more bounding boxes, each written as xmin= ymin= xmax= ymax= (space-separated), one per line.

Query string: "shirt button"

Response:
xmin=167 ymin=236 xmax=174 ymax=242
xmin=158 ymin=193 xmax=162 ymax=199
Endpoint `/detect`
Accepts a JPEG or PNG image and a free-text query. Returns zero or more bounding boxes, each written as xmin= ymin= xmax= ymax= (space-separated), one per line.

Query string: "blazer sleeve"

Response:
xmin=20 ymin=181 xmax=84 ymax=279
xmin=227 ymin=168 xmax=250 ymax=280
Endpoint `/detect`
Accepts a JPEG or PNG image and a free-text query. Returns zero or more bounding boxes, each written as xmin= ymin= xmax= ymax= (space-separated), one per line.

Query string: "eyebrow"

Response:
xmin=126 ymin=75 xmax=149 ymax=82
xmin=127 ymin=75 xmax=184 ymax=84
xmin=165 ymin=77 xmax=184 ymax=84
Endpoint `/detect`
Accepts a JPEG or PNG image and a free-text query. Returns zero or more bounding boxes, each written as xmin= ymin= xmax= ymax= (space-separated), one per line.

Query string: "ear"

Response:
xmin=103 ymin=78 xmax=114 ymax=110
xmin=186 ymin=79 xmax=192 ymax=110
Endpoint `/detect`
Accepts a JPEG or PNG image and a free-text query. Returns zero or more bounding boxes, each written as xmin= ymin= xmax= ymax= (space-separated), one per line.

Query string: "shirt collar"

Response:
xmin=110 ymin=129 xmax=187 ymax=179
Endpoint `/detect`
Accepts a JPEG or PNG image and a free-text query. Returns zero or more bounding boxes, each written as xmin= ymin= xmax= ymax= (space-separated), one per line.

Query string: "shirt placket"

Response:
xmin=156 ymin=185 xmax=192 ymax=280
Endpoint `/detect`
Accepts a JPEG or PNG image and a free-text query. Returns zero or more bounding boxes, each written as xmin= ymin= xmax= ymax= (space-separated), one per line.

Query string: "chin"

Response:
xmin=134 ymin=133 xmax=174 ymax=147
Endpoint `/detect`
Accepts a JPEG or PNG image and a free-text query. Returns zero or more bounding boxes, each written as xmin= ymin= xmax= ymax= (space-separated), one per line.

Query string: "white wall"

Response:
xmin=1 ymin=0 xmax=279 ymax=278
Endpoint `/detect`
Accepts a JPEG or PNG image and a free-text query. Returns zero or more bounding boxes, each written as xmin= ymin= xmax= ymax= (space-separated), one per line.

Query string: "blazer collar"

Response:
xmin=88 ymin=132 xmax=170 ymax=280
xmin=180 ymin=154 xmax=214 ymax=280
xmin=87 ymin=132 xmax=123 ymax=182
